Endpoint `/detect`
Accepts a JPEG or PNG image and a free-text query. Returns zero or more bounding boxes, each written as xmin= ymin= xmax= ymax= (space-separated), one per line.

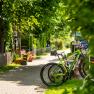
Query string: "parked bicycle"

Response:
xmin=40 ymin=47 xmax=89 ymax=86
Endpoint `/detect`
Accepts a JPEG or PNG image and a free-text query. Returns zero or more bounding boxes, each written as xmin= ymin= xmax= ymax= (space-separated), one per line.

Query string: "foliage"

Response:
xmin=2 ymin=0 xmax=94 ymax=93
xmin=45 ymin=79 xmax=83 ymax=94
xmin=2 ymin=0 xmax=71 ymax=50
xmin=4 ymin=21 xmax=13 ymax=51
xmin=61 ymin=0 xmax=94 ymax=94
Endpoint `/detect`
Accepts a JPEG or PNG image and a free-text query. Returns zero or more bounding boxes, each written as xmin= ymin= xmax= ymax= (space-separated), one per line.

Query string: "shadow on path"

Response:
xmin=0 ymin=64 xmax=47 ymax=89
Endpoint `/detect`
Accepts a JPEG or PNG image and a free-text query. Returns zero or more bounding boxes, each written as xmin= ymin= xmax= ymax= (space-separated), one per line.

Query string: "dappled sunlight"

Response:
xmin=0 ymin=65 xmax=46 ymax=88
xmin=1 ymin=0 xmax=93 ymax=94
xmin=45 ymin=79 xmax=83 ymax=94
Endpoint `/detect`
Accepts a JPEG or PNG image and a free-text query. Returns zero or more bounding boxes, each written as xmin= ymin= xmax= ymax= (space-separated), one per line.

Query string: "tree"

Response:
xmin=0 ymin=0 xmax=5 ymax=53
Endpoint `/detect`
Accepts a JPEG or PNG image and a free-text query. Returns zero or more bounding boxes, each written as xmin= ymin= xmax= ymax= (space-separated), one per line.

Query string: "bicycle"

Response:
xmin=40 ymin=47 xmax=88 ymax=86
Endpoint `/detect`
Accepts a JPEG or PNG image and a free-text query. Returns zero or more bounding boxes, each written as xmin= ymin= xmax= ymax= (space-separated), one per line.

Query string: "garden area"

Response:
xmin=0 ymin=0 xmax=94 ymax=94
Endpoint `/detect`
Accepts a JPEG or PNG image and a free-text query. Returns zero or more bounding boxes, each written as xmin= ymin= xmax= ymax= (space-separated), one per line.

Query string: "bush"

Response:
xmin=55 ymin=40 xmax=63 ymax=50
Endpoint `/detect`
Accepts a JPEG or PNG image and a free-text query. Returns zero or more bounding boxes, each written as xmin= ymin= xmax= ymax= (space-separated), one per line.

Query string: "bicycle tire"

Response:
xmin=48 ymin=63 xmax=66 ymax=83
xmin=40 ymin=63 xmax=65 ymax=86
xmin=78 ymin=59 xmax=88 ymax=78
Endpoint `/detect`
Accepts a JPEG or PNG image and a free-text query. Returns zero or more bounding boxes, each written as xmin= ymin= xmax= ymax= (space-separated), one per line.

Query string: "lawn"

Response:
xmin=45 ymin=79 xmax=83 ymax=94
xmin=0 ymin=63 xmax=21 ymax=73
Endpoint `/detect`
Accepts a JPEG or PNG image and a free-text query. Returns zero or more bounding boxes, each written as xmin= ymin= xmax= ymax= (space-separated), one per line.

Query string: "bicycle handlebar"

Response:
xmin=56 ymin=52 xmax=67 ymax=60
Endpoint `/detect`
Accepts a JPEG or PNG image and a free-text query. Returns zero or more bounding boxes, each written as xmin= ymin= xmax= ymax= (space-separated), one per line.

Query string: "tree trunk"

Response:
xmin=0 ymin=17 xmax=5 ymax=53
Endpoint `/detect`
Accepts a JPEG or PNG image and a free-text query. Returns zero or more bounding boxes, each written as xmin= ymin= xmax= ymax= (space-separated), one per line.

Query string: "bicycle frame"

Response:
xmin=56 ymin=49 xmax=85 ymax=77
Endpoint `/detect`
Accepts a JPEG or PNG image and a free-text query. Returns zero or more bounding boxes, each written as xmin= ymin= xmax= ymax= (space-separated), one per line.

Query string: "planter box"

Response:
xmin=0 ymin=52 xmax=12 ymax=66
xmin=50 ymin=49 xmax=57 ymax=56
xmin=21 ymin=61 xmax=27 ymax=65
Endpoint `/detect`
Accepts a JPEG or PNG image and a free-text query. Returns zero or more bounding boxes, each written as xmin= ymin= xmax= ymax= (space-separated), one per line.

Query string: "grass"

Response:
xmin=0 ymin=63 xmax=21 ymax=73
xmin=45 ymin=79 xmax=83 ymax=94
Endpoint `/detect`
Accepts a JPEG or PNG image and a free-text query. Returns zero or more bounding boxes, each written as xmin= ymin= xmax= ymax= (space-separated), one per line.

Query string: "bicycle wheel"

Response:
xmin=48 ymin=63 xmax=66 ymax=83
xmin=40 ymin=63 xmax=65 ymax=86
xmin=78 ymin=59 xmax=89 ymax=78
